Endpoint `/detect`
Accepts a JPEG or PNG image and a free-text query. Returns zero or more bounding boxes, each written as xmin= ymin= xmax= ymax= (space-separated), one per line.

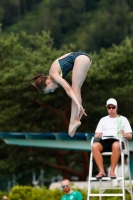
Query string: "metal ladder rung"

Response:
xmin=90 ymin=177 xmax=122 ymax=180
xmin=101 ymin=187 xmax=132 ymax=190
xmin=89 ymin=194 xmax=123 ymax=197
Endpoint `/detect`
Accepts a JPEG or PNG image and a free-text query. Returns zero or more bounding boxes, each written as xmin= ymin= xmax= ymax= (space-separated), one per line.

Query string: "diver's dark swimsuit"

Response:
xmin=58 ymin=52 xmax=91 ymax=78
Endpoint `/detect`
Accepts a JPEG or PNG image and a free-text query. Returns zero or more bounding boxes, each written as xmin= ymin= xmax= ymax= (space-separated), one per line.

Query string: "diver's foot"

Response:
xmin=68 ymin=120 xmax=81 ymax=137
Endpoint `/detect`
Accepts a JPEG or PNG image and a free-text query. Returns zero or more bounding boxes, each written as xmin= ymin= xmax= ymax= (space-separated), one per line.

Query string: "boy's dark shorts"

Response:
xmin=96 ymin=138 xmax=119 ymax=152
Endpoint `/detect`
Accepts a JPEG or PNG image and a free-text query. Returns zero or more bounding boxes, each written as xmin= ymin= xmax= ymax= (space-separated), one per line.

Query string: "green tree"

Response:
xmin=1 ymin=29 xmax=133 ymax=184
xmin=0 ymin=0 xmax=43 ymax=28
xmin=82 ymin=37 xmax=133 ymax=131
xmin=3 ymin=0 xmax=133 ymax=52
xmin=0 ymin=139 xmax=90 ymax=185
xmin=0 ymin=29 xmax=74 ymax=132
xmin=1 ymin=29 xmax=133 ymax=133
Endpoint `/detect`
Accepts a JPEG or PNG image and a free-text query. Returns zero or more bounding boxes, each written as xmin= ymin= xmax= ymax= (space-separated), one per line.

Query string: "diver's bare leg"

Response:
xmin=68 ymin=55 xmax=91 ymax=136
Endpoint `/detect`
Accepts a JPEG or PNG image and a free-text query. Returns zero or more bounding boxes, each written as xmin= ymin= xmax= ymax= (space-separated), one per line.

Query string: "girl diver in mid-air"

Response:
xmin=28 ymin=52 xmax=92 ymax=137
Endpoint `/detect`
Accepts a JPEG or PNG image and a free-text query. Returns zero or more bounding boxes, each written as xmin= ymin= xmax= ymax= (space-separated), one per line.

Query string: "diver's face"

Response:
xmin=44 ymin=79 xmax=58 ymax=94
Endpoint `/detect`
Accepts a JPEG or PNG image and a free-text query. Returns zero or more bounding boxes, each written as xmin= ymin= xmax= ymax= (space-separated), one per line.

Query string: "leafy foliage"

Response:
xmin=1 ymin=29 xmax=133 ymax=133
xmin=82 ymin=37 xmax=133 ymax=131
xmin=0 ymin=0 xmax=43 ymax=28
xmin=9 ymin=186 xmax=64 ymax=200
xmin=1 ymin=1 xmax=133 ymax=186
xmin=0 ymin=29 xmax=73 ymax=132
xmin=8 ymin=185 xmax=86 ymax=200
xmin=0 ymin=138 xmax=90 ymax=185
xmin=1 ymin=0 xmax=133 ymax=52
xmin=8 ymin=185 xmax=133 ymax=200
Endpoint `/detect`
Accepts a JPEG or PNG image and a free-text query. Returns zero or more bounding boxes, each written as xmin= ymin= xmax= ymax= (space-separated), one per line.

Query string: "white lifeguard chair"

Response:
xmin=87 ymin=137 xmax=133 ymax=200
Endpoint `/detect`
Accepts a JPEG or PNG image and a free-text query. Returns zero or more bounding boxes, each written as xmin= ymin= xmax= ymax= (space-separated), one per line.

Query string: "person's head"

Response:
xmin=28 ymin=74 xmax=58 ymax=94
xmin=106 ymin=98 xmax=118 ymax=117
xmin=61 ymin=179 xmax=71 ymax=194
xmin=2 ymin=196 xmax=8 ymax=200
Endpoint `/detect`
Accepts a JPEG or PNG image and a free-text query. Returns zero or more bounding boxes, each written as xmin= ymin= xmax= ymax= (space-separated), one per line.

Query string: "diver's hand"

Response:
xmin=78 ymin=105 xmax=87 ymax=120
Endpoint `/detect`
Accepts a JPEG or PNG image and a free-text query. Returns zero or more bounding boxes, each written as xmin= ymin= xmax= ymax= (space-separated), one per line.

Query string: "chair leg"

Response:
xmin=127 ymin=155 xmax=133 ymax=200
xmin=121 ymin=152 xmax=126 ymax=200
xmin=87 ymin=152 xmax=93 ymax=200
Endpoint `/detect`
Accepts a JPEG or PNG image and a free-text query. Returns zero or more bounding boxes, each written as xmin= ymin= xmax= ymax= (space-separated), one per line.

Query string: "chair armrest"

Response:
xmin=91 ymin=137 xmax=95 ymax=150
xmin=119 ymin=137 xmax=129 ymax=154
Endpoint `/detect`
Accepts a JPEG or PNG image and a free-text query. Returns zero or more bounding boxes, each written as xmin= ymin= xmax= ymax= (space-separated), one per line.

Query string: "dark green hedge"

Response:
xmin=7 ymin=185 xmax=132 ymax=200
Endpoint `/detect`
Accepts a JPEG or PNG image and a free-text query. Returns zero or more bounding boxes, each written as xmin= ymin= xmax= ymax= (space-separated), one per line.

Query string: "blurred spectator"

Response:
xmin=2 ymin=196 xmax=8 ymax=200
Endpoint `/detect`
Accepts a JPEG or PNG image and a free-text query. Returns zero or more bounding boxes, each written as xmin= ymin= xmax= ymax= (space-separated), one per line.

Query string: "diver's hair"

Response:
xmin=28 ymin=74 xmax=48 ymax=93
